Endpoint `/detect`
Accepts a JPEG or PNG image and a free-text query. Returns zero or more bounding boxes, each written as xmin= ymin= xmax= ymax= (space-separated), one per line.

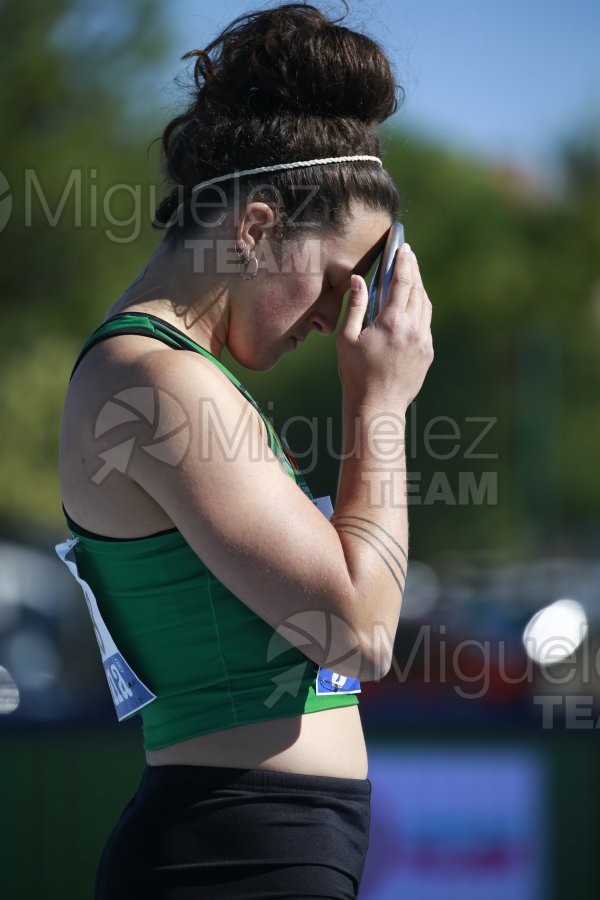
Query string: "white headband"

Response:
xmin=156 ymin=154 xmax=383 ymax=229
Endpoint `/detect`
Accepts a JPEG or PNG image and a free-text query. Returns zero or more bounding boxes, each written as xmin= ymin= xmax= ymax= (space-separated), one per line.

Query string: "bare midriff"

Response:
xmin=145 ymin=705 xmax=369 ymax=778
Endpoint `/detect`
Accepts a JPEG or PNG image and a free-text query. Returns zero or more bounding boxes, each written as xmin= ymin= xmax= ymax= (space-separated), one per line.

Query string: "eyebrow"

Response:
xmin=334 ymin=240 xmax=387 ymax=281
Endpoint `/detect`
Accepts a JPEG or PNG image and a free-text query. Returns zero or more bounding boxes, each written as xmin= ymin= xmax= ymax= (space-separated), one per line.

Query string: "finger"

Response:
xmin=405 ymin=273 xmax=425 ymax=323
xmin=338 ymin=274 xmax=368 ymax=343
xmin=421 ymin=292 xmax=432 ymax=327
xmin=405 ymin=251 xmax=428 ymax=319
xmin=381 ymin=244 xmax=413 ymax=313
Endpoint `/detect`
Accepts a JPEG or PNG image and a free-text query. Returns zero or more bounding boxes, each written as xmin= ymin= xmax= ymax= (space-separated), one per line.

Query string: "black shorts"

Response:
xmin=95 ymin=764 xmax=372 ymax=900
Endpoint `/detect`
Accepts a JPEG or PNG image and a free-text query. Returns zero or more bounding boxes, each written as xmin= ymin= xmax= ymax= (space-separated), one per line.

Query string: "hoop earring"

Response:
xmin=235 ymin=239 xmax=248 ymax=260
xmin=239 ymin=254 xmax=259 ymax=280
xmin=235 ymin=239 xmax=258 ymax=279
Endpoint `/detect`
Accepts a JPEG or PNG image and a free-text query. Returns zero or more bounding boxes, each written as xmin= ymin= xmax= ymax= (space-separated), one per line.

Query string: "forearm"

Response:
xmin=333 ymin=394 xmax=408 ymax=671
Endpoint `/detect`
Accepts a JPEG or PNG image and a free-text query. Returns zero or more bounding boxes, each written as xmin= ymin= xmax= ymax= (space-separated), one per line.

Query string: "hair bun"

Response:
xmin=185 ymin=4 xmax=400 ymax=126
xmin=152 ymin=4 xmax=401 ymax=237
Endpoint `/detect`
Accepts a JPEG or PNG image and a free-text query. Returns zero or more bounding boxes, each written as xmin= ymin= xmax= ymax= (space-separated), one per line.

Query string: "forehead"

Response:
xmin=325 ymin=205 xmax=392 ymax=273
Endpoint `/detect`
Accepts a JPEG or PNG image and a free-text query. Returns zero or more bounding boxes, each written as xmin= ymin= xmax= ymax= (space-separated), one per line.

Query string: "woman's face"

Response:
xmin=228 ymin=202 xmax=392 ymax=370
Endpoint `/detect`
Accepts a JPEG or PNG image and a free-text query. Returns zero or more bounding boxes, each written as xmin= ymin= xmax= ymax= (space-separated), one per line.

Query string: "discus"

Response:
xmin=362 ymin=222 xmax=406 ymax=330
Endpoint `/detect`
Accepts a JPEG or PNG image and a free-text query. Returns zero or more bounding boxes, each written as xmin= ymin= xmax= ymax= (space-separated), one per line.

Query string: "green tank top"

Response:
xmin=56 ymin=312 xmax=360 ymax=751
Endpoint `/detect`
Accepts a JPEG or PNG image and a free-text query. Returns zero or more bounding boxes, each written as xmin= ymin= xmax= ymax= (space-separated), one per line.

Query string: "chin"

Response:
xmin=227 ymin=343 xmax=283 ymax=373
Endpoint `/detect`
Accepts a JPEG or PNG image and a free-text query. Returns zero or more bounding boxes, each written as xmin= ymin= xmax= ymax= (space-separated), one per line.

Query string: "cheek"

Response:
xmin=224 ymin=286 xmax=285 ymax=367
xmin=227 ymin=275 xmax=321 ymax=364
xmin=259 ymin=275 xmax=319 ymax=328
xmin=279 ymin=273 xmax=322 ymax=314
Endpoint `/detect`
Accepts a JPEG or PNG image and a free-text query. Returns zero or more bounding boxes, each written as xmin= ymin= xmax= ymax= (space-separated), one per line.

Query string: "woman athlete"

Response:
xmin=56 ymin=4 xmax=433 ymax=898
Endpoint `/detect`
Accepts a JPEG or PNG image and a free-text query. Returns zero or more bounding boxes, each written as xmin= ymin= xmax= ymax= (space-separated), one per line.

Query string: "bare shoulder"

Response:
xmin=59 ymin=334 xmax=265 ymax=537
xmin=124 ymin=345 xmax=276 ymax=494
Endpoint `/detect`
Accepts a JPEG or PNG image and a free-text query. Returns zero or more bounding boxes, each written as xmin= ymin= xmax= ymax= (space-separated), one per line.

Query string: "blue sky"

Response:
xmin=153 ymin=0 xmax=600 ymax=188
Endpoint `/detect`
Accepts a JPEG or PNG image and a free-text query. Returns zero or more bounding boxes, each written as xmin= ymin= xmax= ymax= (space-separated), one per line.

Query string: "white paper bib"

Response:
xmin=55 ymin=537 xmax=157 ymax=721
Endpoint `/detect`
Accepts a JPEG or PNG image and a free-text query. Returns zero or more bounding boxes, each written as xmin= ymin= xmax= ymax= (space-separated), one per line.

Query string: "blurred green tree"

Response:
xmin=0 ymin=0 xmax=169 ymax=538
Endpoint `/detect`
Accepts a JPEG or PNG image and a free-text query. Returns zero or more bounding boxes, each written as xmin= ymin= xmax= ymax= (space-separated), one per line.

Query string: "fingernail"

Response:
xmin=350 ymin=274 xmax=361 ymax=291
xmin=400 ymin=243 xmax=412 ymax=254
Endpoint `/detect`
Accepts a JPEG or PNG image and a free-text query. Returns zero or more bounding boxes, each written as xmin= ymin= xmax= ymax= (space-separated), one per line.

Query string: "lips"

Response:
xmin=289 ymin=333 xmax=307 ymax=350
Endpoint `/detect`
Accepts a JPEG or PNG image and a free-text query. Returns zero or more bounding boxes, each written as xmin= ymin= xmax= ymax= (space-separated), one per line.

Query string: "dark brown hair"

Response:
xmin=150 ymin=2 xmax=403 ymax=244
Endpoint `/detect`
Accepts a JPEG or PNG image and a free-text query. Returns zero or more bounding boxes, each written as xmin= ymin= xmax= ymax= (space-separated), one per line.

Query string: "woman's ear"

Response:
xmin=238 ymin=201 xmax=277 ymax=252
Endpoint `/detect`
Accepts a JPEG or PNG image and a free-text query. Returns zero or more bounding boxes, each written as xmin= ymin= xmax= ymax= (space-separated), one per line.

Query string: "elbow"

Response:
xmin=315 ymin=586 xmax=399 ymax=682
xmin=322 ymin=632 xmax=393 ymax=683
xmin=357 ymin=648 xmax=393 ymax=682
xmin=356 ymin=621 xmax=396 ymax=682
xmin=315 ymin=629 xmax=389 ymax=683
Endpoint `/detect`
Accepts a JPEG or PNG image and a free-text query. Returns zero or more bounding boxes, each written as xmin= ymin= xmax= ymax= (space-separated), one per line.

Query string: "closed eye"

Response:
xmin=327 ymin=272 xmax=353 ymax=293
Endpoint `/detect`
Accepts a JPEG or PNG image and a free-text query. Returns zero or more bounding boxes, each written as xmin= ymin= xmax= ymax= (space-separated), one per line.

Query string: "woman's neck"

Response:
xmin=104 ymin=243 xmax=231 ymax=360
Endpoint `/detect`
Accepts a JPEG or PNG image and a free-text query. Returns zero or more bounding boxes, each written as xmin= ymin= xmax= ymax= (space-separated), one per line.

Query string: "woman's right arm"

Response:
xmin=124 ymin=247 xmax=432 ymax=683
xmin=331 ymin=244 xmax=433 ymax=678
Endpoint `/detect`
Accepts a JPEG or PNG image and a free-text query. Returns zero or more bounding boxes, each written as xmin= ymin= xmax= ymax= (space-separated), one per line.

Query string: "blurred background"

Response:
xmin=1 ymin=0 xmax=599 ymax=897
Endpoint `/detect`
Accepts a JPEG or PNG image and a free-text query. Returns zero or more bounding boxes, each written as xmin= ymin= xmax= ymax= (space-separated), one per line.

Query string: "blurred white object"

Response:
xmin=522 ymin=598 xmax=588 ymax=665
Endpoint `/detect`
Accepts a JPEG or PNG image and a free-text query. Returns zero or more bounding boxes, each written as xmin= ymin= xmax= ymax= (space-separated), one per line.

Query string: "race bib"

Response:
xmin=315 ymin=668 xmax=362 ymax=696
xmin=311 ymin=496 xmax=361 ymax=696
xmin=55 ymin=537 xmax=157 ymax=721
